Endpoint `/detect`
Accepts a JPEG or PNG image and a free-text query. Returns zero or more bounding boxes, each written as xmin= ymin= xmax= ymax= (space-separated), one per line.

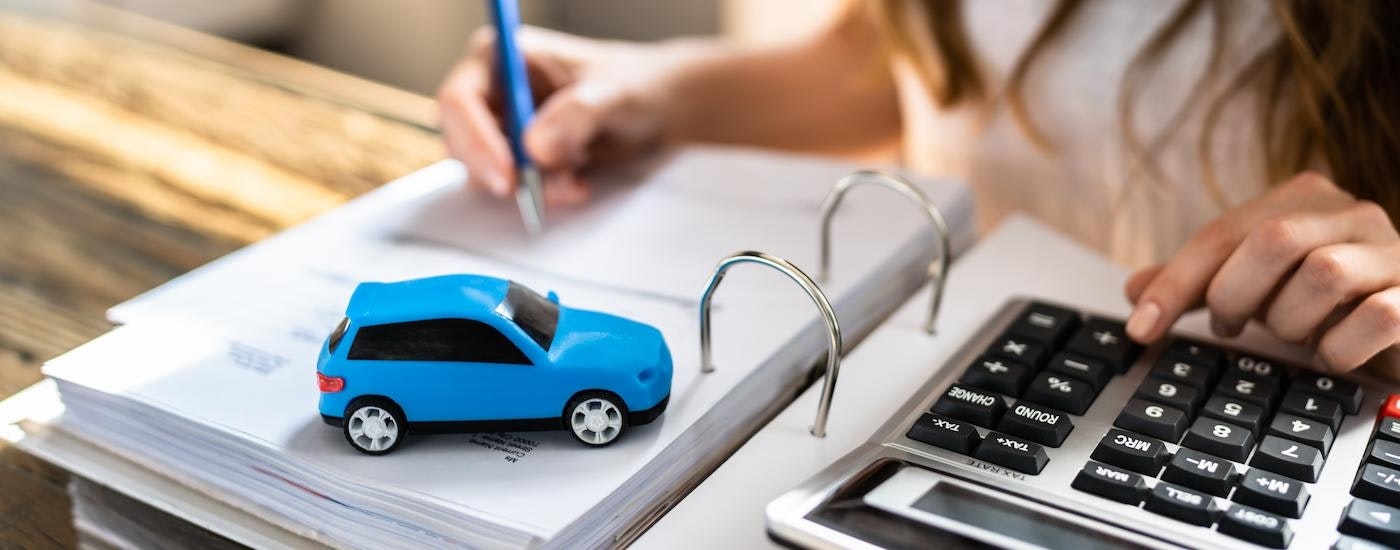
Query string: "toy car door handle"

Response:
xmin=818 ymin=170 xmax=953 ymax=334
xmin=698 ymin=250 xmax=844 ymax=438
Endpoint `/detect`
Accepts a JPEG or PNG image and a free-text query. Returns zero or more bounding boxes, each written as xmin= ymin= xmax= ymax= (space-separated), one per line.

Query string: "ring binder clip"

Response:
xmin=698 ymin=251 xmax=844 ymax=437
xmin=817 ymin=170 xmax=952 ymax=334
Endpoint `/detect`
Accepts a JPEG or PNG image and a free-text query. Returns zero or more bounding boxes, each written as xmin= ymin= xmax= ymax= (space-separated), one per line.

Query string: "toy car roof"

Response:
xmin=345 ymin=274 xmax=511 ymax=326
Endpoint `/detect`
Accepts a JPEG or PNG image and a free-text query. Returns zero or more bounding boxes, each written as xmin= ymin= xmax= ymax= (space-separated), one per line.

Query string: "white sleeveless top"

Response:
xmin=892 ymin=0 xmax=1283 ymax=268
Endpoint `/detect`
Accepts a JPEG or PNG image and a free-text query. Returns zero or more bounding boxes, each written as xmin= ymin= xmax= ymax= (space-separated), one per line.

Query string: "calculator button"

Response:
xmin=974 ymin=431 xmax=1049 ymax=474
xmin=1091 ymin=428 xmax=1170 ymax=475
xmin=1144 ymin=481 xmax=1219 ymax=527
xmin=1234 ymin=469 xmax=1310 ymax=518
xmin=1216 ymin=372 xmax=1280 ymax=408
xmin=1065 ymin=318 xmax=1141 ymax=372
xmin=1352 ymin=463 xmax=1400 ymax=508
xmin=959 ymin=355 xmax=1033 ymax=396
xmin=1332 ymin=535 xmax=1393 ymax=550
xmin=906 ymin=413 xmax=980 ymax=454
xmin=1044 ymin=352 xmax=1112 ymax=392
xmin=997 ymin=402 xmax=1074 ymax=447
xmin=1114 ymin=398 xmax=1188 ymax=442
xmin=1008 ymin=301 xmax=1080 ymax=347
xmin=1251 ymin=435 xmax=1324 ymax=483
xmin=1166 ymin=337 xmax=1225 ymax=371
xmin=1161 ymin=448 xmax=1239 ymax=497
xmin=1383 ymin=394 xmax=1400 ymax=419
xmin=1279 ymin=389 xmax=1344 ymax=431
xmin=1022 ymin=374 xmax=1096 ymax=415
xmin=1148 ymin=355 xmax=1214 ymax=390
xmin=932 ymin=384 xmax=1007 ymax=428
xmin=987 ymin=335 xmax=1049 ymax=370
xmin=1201 ymin=396 xmax=1267 ymax=437
xmin=1181 ymin=417 xmax=1255 ymax=462
xmin=1367 ymin=439 xmax=1400 ymax=470
xmin=1071 ymin=461 xmax=1148 ymax=505
xmin=1218 ymin=504 xmax=1293 ymax=549
xmin=1338 ymin=499 xmax=1400 ymax=545
xmin=1226 ymin=353 xmax=1288 ymax=384
xmin=1377 ymin=418 xmax=1400 ymax=445
xmin=1293 ymin=371 xmax=1364 ymax=414
xmin=1135 ymin=377 xmax=1203 ymax=417
xmin=1267 ymin=412 xmax=1335 ymax=455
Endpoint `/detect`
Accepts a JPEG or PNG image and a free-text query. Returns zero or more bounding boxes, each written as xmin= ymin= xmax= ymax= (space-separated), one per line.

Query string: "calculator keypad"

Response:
xmin=898 ymin=300 xmax=1400 ymax=549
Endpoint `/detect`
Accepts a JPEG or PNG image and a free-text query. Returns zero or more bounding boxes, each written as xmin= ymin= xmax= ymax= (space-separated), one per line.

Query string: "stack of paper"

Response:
xmin=30 ymin=147 xmax=974 ymax=548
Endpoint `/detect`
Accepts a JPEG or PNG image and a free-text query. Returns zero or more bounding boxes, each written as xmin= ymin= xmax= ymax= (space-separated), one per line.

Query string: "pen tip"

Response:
xmin=516 ymin=168 xmax=546 ymax=235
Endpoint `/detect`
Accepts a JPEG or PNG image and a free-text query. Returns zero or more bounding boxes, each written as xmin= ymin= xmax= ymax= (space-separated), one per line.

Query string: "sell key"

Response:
xmin=1144 ymin=482 xmax=1219 ymax=527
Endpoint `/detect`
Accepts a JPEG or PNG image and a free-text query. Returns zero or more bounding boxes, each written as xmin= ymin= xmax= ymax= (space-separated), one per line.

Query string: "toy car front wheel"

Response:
xmin=565 ymin=392 xmax=628 ymax=447
xmin=344 ymin=398 xmax=405 ymax=455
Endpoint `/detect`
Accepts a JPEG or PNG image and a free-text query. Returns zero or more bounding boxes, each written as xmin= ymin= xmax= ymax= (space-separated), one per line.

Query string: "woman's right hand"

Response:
xmin=436 ymin=26 xmax=676 ymax=204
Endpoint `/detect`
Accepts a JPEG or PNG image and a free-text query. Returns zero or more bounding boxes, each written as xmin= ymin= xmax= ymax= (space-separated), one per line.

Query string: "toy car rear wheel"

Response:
xmin=344 ymin=398 xmax=405 ymax=455
xmin=565 ymin=391 xmax=628 ymax=447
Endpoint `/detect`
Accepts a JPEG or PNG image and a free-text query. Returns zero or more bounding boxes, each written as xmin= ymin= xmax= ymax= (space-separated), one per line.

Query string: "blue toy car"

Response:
xmin=316 ymin=274 xmax=672 ymax=454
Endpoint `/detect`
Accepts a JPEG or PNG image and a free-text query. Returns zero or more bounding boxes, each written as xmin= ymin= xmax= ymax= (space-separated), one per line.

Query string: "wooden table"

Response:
xmin=0 ymin=3 xmax=445 ymax=546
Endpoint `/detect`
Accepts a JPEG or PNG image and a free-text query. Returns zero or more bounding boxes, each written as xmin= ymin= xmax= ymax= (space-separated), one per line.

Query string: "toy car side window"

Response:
xmin=347 ymin=318 xmax=531 ymax=365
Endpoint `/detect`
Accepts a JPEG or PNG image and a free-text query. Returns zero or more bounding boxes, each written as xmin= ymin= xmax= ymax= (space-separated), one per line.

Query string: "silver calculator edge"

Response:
xmin=765 ymin=296 xmax=1399 ymax=550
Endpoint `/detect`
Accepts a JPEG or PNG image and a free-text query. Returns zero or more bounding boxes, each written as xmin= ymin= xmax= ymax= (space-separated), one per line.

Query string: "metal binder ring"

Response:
xmin=818 ymin=170 xmax=952 ymax=334
xmin=698 ymin=251 xmax=844 ymax=438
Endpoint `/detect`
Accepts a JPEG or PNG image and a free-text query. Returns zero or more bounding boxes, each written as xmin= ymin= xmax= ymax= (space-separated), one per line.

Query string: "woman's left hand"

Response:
xmin=1124 ymin=171 xmax=1400 ymax=373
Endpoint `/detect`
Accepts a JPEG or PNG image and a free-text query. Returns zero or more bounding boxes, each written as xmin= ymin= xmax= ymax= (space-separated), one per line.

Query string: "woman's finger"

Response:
xmin=1125 ymin=264 xmax=1164 ymax=304
xmin=436 ymin=57 xmax=516 ymax=197
xmin=1206 ymin=201 xmax=1395 ymax=335
xmin=1264 ymin=242 xmax=1400 ymax=342
xmin=1315 ymin=286 xmax=1400 ymax=372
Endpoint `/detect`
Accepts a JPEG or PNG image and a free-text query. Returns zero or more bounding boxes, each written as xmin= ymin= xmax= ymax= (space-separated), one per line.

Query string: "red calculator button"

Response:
xmin=1383 ymin=394 xmax=1400 ymax=420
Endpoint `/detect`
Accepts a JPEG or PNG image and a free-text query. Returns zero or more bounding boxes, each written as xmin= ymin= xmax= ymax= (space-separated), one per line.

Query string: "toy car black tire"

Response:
xmin=564 ymin=391 xmax=629 ymax=448
xmin=343 ymin=397 xmax=407 ymax=455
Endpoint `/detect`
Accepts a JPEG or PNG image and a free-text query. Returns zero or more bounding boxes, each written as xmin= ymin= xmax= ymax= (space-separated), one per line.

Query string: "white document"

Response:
xmin=42 ymin=146 xmax=975 ymax=548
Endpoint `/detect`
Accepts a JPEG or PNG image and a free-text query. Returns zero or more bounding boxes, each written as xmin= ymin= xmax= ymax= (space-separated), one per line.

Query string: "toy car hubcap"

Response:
xmin=571 ymin=398 xmax=622 ymax=444
xmin=348 ymin=406 xmax=398 ymax=451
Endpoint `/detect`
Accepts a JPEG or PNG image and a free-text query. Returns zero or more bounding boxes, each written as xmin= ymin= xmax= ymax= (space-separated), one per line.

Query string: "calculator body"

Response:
xmin=767 ymin=298 xmax=1400 ymax=549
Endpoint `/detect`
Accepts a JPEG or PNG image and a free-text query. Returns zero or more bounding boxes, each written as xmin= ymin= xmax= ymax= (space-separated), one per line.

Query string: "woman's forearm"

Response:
xmin=656 ymin=10 xmax=901 ymax=154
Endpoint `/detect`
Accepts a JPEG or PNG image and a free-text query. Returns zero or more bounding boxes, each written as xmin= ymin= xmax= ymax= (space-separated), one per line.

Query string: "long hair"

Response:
xmin=871 ymin=0 xmax=1400 ymax=223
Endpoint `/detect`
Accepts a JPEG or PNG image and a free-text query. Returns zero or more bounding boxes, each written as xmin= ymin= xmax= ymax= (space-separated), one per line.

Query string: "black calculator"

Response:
xmin=766 ymin=298 xmax=1400 ymax=549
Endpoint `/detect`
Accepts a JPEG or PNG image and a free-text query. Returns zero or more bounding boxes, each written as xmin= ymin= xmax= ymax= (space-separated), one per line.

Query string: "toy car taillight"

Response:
xmin=317 ymin=372 xmax=345 ymax=393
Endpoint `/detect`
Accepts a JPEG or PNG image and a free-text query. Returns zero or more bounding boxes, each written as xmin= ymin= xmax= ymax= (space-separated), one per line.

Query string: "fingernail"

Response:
xmin=1211 ymin=317 xmax=1230 ymax=337
xmin=483 ymin=172 xmax=509 ymax=196
xmin=1126 ymin=301 xmax=1160 ymax=341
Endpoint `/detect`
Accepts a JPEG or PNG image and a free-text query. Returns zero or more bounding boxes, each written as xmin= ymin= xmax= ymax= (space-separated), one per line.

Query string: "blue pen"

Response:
xmin=489 ymin=0 xmax=546 ymax=235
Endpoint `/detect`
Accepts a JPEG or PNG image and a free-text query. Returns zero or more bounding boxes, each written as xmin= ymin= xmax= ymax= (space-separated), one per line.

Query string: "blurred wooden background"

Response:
xmin=0 ymin=5 xmax=443 ymax=546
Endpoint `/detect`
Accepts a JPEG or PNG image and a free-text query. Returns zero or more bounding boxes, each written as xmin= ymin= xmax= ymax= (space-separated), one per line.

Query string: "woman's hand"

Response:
xmin=436 ymin=26 xmax=679 ymax=203
xmin=1124 ymin=172 xmax=1400 ymax=373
